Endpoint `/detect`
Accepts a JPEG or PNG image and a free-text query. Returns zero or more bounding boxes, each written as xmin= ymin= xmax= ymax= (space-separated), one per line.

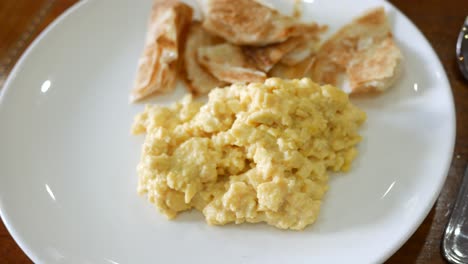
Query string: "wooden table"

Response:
xmin=0 ymin=0 xmax=467 ymax=263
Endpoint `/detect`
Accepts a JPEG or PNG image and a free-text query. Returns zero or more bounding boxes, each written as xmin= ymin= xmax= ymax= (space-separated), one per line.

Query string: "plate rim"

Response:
xmin=376 ymin=1 xmax=456 ymax=261
xmin=0 ymin=0 xmax=88 ymax=262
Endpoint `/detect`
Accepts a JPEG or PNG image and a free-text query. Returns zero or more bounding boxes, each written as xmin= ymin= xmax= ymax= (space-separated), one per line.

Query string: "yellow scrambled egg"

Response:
xmin=132 ymin=78 xmax=366 ymax=230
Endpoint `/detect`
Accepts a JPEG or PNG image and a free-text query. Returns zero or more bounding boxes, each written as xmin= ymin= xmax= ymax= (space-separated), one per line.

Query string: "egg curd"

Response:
xmin=132 ymin=78 xmax=366 ymax=230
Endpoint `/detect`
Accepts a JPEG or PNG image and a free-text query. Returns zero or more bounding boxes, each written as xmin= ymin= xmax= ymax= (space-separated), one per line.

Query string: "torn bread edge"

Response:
xmin=130 ymin=0 xmax=193 ymax=102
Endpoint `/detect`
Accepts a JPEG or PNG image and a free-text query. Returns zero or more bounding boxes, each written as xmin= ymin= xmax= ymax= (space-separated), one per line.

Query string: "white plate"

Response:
xmin=0 ymin=0 xmax=456 ymax=263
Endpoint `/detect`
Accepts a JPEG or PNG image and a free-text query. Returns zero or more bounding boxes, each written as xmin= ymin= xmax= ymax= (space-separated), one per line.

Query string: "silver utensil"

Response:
xmin=441 ymin=16 xmax=468 ymax=264
xmin=442 ymin=165 xmax=468 ymax=263
xmin=456 ymin=16 xmax=468 ymax=80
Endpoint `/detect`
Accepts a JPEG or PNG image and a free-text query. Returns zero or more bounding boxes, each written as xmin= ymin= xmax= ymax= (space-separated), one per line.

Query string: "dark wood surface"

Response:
xmin=0 ymin=0 xmax=467 ymax=263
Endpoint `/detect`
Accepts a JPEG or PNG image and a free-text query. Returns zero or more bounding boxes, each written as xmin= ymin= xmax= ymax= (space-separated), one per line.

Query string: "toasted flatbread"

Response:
xmin=243 ymin=36 xmax=308 ymax=72
xmin=244 ymin=24 xmax=326 ymax=71
xmin=131 ymin=0 xmax=193 ymax=102
xmin=347 ymin=37 xmax=402 ymax=94
xmin=280 ymin=35 xmax=321 ymax=66
xmin=268 ymin=56 xmax=315 ymax=79
xmin=312 ymin=7 xmax=401 ymax=94
xmin=199 ymin=0 xmax=321 ymax=46
xmin=197 ymin=43 xmax=267 ymax=83
xmin=182 ymin=22 xmax=227 ymax=95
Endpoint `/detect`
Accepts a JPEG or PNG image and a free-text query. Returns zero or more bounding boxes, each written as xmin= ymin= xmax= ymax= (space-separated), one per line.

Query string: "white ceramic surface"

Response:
xmin=0 ymin=0 xmax=456 ymax=263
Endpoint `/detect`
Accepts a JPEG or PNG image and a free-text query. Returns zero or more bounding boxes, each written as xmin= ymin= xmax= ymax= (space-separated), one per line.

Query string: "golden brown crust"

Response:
xmin=197 ymin=43 xmax=267 ymax=83
xmin=268 ymin=56 xmax=316 ymax=79
xmin=279 ymin=25 xmax=326 ymax=66
xmin=311 ymin=7 xmax=402 ymax=94
xmin=348 ymin=37 xmax=402 ymax=93
xmin=200 ymin=0 xmax=321 ymax=46
xmin=244 ymin=35 xmax=316 ymax=72
xmin=182 ymin=21 xmax=227 ymax=95
xmin=131 ymin=0 xmax=193 ymax=102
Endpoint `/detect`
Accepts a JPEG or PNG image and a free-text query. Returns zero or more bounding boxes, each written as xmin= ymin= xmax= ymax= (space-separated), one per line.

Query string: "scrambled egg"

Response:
xmin=132 ymin=78 xmax=366 ymax=230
